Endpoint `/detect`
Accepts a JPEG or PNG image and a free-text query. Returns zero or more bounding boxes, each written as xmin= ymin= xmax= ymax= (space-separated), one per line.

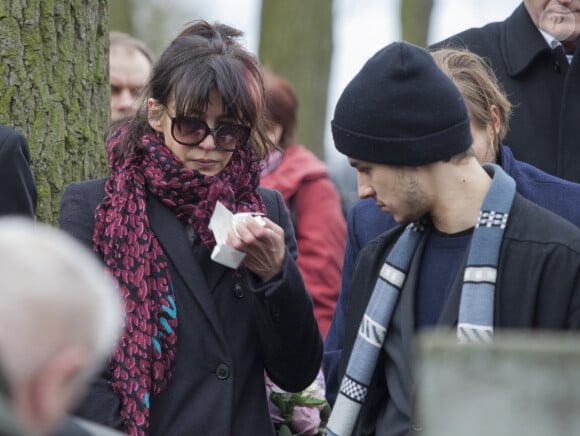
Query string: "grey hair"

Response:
xmin=109 ymin=30 xmax=154 ymax=65
xmin=0 ymin=218 xmax=123 ymax=386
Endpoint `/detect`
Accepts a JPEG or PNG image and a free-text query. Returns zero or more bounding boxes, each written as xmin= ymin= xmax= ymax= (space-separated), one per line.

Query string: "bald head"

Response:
xmin=0 ymin=218 xmax=122 ymax=435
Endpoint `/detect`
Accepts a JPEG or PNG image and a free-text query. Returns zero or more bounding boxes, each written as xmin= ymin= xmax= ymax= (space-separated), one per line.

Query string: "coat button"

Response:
xmin=216 ymin=363 xmax=230 ymax=380
xmin=411 ymin=421 xmax=423 ymax=432
xmin=233 ymin=282 xmax=245 ymax=298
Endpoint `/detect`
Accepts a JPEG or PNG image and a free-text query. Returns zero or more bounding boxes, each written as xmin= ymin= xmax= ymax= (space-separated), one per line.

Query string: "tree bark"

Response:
xmin=0 ymin=0 xmax=109 ymax=224
xmin=259 ymin=0 xmax=333 ymax=160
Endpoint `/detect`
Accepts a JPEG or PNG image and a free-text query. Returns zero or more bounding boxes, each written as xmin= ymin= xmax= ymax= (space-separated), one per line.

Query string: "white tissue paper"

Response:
xmin=208 ymin=201 xmax=247 ymax=269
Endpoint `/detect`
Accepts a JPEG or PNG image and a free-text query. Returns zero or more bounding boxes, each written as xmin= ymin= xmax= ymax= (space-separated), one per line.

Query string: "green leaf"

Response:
xmin=320 ymin=403 xmax=331 ymax=424
xmin=294 ymin=396 xmax=327 ymax=408
xmin=270 ymin=392 xmax=294 ymax=421
xmin=277 ymin=423 xmax=294 ymax=436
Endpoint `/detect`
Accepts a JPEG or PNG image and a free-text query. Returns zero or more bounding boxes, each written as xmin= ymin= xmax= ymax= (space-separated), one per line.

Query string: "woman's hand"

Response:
xmin=226 ymin=215 xmax=285 ymax=282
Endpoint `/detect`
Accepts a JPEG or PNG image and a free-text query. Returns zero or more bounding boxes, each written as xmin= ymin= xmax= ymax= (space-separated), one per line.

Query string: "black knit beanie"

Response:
xmin=331 ymin=41 xmax=472 ymax=166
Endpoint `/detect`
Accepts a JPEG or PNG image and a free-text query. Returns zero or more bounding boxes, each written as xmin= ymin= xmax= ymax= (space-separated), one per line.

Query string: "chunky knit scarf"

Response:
xmin=326 ymin=164 xmax=515 ymax=435
xmin=94 ymin=127 xmax=265 ymax=435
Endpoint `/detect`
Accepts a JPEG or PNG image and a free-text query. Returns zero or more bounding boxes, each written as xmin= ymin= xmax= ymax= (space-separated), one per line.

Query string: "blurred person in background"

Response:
xmin=261 ymin=68 xmax=346 ymax=340
xmin=0 ymin=125 xmax=36 ymax=218
xmin=0 ymin=218 xmax=122 ymax=436
xmin=109 ymin=31 xmax=154 ymax=124
xmin=431 ymin=0 xmax=580 ymax=182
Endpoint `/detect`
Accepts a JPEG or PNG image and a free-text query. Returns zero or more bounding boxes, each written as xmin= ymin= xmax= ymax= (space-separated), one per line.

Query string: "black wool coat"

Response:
xmin=431 ymin=3 xmax=580 ymax=182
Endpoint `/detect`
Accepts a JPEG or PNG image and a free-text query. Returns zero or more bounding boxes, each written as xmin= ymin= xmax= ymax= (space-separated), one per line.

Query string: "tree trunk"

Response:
xmin=259 ymin=0 xmax=333 ymax=160
xmin=0 ymin=0 xmax=109 ymax=225
xmin=401 ymin=0 xmax=433 ymax=47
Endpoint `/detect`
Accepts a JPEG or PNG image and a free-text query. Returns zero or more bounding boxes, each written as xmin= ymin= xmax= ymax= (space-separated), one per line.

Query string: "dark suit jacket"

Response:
xmin=0 ymin=125 xmax=36 ymax=217
xmin=59 ymin=179 xmax=323 ymax=436
xmin=431 ymin=3 xmax=580 ymax=182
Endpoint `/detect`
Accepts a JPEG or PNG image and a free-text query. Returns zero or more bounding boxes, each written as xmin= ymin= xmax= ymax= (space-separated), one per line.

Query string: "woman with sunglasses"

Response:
xmin=59 ymin=20 xmax=322 ymax=436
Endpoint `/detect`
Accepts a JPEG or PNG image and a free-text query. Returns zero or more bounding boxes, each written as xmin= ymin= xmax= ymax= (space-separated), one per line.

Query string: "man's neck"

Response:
xmin=429 ymin=160 xmax=492 ymax=234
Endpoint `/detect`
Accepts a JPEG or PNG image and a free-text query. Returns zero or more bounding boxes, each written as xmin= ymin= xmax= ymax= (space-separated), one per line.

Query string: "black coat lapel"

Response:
xmin=200 ymin=247 xmax=230 ymax=292
xmin=503 ymin=3 xmax=551 ymax=76
xmin=147 ymin=196 xmax=226 ymax=341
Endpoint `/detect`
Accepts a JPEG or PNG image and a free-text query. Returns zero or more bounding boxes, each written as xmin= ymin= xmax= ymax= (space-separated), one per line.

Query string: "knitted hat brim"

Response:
xmin=331 ymin=118 xmax=472 ymax=166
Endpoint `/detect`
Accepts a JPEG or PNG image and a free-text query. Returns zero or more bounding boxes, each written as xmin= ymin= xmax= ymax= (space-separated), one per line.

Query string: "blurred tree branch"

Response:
xmin=401 ymin=0 xmax=433 ymax=47
xmin=259 ymin=0 xmax=333 ymax=159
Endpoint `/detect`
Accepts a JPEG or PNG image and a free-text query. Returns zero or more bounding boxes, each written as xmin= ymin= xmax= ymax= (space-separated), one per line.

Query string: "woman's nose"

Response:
xmin=196 ymin=131 xmax=217 ymax=150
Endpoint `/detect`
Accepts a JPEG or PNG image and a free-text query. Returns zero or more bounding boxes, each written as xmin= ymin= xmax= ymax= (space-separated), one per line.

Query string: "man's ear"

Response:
xmin=29 ymin=346 xmax=89 ymax=435
xmin=147 ymin=98 xmax=164 ymax=132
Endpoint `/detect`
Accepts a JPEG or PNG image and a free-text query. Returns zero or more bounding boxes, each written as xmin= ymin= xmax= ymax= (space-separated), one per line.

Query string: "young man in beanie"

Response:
xmin=325 ymin=41 xmax=580 ymax=436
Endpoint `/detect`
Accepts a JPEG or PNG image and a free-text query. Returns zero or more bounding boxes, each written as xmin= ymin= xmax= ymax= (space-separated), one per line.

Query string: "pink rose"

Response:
xmin=268 ymin=398 xmax=284 ymax=425
xmin=291 ymin=406 xmax=321 ymax=435
xmin=265 ymin=375 xmax=284 ymax=424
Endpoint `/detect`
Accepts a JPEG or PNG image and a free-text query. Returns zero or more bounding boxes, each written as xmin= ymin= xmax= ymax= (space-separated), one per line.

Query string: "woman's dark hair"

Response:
xmin=262 ymin=68 xmax=298 ymax=149
xmin=114 ymin=20 xmax=271 ymax=160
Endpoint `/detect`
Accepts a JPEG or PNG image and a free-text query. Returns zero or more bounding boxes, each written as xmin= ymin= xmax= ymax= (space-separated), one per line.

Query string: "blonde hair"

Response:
xmin=431 ymin=48 xmax=511 ymax=153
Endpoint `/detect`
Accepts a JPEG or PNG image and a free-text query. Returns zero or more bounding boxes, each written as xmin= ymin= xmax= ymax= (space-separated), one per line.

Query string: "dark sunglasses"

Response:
xmin=162 ymin=107 xmax=250 ymax=152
